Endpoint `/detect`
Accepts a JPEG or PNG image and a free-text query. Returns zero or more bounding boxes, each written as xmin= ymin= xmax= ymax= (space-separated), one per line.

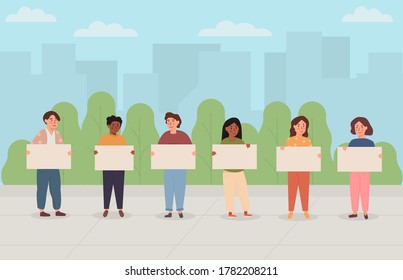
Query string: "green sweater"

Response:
xmin=220 ymin=137 xmax=245 ymax=172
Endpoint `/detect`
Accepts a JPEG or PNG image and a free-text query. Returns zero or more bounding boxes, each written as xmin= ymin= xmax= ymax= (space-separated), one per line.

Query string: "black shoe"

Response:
xmin=364 ymin=214 xmax=368 ymax=220
xmin=348 ymin=214 xmax=357 ymax=218
xmin=164 ymin=213 xmax=172 ymax=218
xmin=178 ymin=212 xmax=183 ymax=219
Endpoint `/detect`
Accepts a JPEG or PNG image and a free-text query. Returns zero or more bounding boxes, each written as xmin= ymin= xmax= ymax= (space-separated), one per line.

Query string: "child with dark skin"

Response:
xmin=94 ymin=116 xmax=134 ymax=218
xmin=212 ymin=118 xmax=252 ymax=218
xmin=94 ymin=121 xmax=134 ymax=155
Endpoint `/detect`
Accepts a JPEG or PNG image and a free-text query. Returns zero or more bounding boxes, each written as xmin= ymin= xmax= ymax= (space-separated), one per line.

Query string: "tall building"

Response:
xmin=287 ymin=32 xmax=322 ymax=81
xmin=123 ymin=73 xmax=158 ymax=111
xmin=264 ymin=53 xmax=287 ymax=104
xmin=42 ymin=44 xmax=76 ymax=76
xmin=0 ymin=52 xmax=31 ymax=77
xmin=153 ymin=44 xmax=220 ymax=113
xmin=368 ymin=53 xmax=402 ymax=79
xmin=179 ymin=50 xmax=253 ymax=131
xmin=76 ymin=61 xmax=118 ymax=99
xmin=322 ymin=37 xmax=350 ymax=79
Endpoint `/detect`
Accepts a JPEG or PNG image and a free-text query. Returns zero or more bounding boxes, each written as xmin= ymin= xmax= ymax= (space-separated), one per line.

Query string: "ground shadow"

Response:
xmin=155 ymin=212 xmax=196 ymax=220
xmin=219 ymin=214 xmax=261 ymax=221
xmin=278 ymin=213 xmax=319 ymax=221
xmin=92 ymin=211 xmax=133 ymax=220
xmin=338 ymin=213 xmax=379 ymax=221
xmin=30 ymin=212 xmax=71 ymax=220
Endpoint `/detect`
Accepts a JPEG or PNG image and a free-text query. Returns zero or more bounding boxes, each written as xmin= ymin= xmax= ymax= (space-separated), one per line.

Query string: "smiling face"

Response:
xmin=354 ymin=121 xmax=367 ymax=138
xmin=45 ymin=115 xmax=59 ymax=130
xmin=166 ymin=117 xmax=180 ymax=131
xmin=293 ymin=120 xmax=306 ymax=137
xmin=225 ymin=123 xmax=239 ymax=138
xmin=108 ymin=121 xmax=121 ymax=135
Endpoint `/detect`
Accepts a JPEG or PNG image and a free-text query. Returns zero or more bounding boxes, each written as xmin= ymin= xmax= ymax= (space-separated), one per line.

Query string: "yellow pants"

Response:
xmin=223 ymin=171 xmax=250 ymax=212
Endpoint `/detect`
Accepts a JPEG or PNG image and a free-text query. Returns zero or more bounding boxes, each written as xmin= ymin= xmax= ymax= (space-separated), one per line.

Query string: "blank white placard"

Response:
xmin=276 ymin=147 xmax=321 ymax=172
xmin=337 ymin=147 xmax=382 ymax=172
xmin=27 ymin=144 xmax=71 ymax=170
xmin=95 ymin=145 xmax=134 ymax=171
xmin=151 ymin=144 xmax=196 ymax=169
xmin=212 ymin=144 xmax=257 ymax=170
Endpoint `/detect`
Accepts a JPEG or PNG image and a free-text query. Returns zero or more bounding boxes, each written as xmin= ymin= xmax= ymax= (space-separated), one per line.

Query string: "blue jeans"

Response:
xmin=37 ymin=169 xmax=61 ymax=210
xmin=164 ymin=170 xmax=186 ymax=211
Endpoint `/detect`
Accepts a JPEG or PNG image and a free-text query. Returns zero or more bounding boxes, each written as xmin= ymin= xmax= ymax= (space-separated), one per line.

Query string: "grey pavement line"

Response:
xmin=2 ymin=213 xmax=402 ymax=218
xmin=263 ymin=196 xmax=322 ymax=260
xmin=163 ymin=195 xmax=223 ymax=260
xmin=2 ymin=243 xmax=403 ymax=247
xmin=63 ymin=219 xmax=102 ymax=260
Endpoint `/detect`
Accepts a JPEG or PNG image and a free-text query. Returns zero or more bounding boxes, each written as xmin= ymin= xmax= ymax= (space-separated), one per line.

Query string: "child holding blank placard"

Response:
xmin=281 ymin=116 xmax=321 ymax=220
xmin=344 ymin=117 xmax=382 ymax=220
xmin=212 ymin=117 xmax=252 ymax=218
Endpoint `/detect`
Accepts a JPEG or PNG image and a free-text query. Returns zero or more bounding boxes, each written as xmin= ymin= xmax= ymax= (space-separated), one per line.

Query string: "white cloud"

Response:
xmin=342 ymin=6 xmax=393 ymax=23
xmin=74 ymin=21 xmax=138 ymax=37
xmin=5 ymin=6 xmax=56 ymax=23
xmin=199 ymin=20 xmax=272 ymax=37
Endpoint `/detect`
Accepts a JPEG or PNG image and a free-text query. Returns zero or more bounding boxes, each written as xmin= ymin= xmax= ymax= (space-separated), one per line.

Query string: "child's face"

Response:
xmin=354 ymin=121 xmax=367 ymax=136
xmin=166 ymin=117 xmax=179 ymax=130
xmin=225 ymin=123 xmax=239 ymax=137
xmin=108 ymin=121 xmax=121 ymax=134
xmin=45 ymin=115 xmax=59 ymax=129
xmin=293 ymin=120 xmax=306 ymax=136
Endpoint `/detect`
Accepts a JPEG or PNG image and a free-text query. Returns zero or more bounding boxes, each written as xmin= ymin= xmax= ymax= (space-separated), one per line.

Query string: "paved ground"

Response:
xmin=0 ymin=185 xmax=402 ymax=260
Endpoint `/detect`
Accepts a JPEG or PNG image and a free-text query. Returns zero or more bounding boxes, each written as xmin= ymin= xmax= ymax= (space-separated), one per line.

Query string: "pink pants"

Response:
xmin=350 ymin=172 xmax=370 ymax=212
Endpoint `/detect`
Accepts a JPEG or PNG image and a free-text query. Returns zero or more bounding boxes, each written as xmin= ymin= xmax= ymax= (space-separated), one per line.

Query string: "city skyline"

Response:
xmin=1 ymin=1 xmax=403 ymax=183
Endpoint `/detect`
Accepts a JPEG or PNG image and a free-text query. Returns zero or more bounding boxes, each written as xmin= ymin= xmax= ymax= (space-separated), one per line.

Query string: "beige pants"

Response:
xmin=223 ymin=171 xmax=250 ymax=212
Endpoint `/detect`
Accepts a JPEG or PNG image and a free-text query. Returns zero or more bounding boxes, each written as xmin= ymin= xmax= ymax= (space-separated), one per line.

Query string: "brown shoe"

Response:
xmin=40 ymin=211 xmax=50 ymax=217
xmin=118 ymin=210 xmax=124 ymax=217
xmin=55 ymin=211 xmax=66 ymax=217
xmin=103 ymin=210 xmax=109 ymax=217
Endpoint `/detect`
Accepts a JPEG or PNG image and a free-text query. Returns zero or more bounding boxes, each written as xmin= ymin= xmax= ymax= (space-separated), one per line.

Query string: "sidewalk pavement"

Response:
xmin=0 ymin=185 xmax=402 ymax=260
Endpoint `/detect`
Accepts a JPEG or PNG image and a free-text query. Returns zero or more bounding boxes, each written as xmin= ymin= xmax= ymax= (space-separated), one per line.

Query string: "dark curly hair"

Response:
xmin=106 ymin=115 xmax=123 ymax=125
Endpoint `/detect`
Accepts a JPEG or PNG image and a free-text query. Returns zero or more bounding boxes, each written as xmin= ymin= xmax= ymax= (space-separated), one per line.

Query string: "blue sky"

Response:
xmin=2 ymin=0 xmax=402 ymax=73
xmin=1 ymin=1 xmax=402 ymax=110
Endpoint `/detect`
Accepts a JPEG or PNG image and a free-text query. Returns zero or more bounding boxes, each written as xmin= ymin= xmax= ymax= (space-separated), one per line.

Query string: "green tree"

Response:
xmin=257 ymin=102 xmax=291 ymax=184
xmin=371 ymin=142 xmax=402 ymax=184
xmin=2 ymin=140 xmax=35 ymax=184
xmin=299 ymin=102 xmax=337 ymax=184
xmin=188 ymin=99 xmax=225 ymax=184
xmin=123 ymin=103 xmax=163 ymax=184
xmin=242 ymin=123 xmax=260 ymax=184
xmin=52 ymin=102 xmax=85 ymax=184
xmin=80 ymin=92 xmax=116 ymax=184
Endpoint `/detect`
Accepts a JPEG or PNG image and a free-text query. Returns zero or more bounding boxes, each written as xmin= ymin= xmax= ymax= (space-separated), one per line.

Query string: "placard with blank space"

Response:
xmin=95 ymin=145 xmax=134 ymax=171
xmin=212 ymin=144 xmax=257 ymax=170
xmin=276 ymin=147 xmax=321 ymax=172
xmin=337 ymin=147 xmax=382 ymax=172
xmin=151 ymin=144 xmax=196 ymax=169
xmin=26 ymin=144 xmax=71 ymax=169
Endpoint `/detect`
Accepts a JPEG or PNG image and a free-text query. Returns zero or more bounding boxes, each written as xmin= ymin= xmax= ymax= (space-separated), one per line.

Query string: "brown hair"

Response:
xmin=290 ymin=116 xmax=309 ymax=137
xmin=43 ymin=111 xmax=60 ymax=124
xmin=164 ymin=112 xmax=182 ymax=128
xmin=350 ymin=117 xmax=373 ymax=135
